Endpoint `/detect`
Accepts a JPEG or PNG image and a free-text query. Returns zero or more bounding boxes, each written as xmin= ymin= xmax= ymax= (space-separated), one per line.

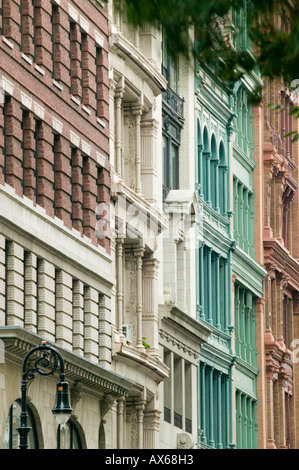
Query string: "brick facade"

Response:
xmin=1 ymin=0 xmax=110 ymax=252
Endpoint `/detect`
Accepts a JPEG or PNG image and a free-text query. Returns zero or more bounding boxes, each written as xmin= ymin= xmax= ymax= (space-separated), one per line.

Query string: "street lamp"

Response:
xmin=17 ymin=341 xmax=72 ymax=449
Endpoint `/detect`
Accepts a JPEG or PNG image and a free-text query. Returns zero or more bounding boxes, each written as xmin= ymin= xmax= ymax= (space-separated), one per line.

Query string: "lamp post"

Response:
xmin=17 ymin=340 xmax=72 ymax=449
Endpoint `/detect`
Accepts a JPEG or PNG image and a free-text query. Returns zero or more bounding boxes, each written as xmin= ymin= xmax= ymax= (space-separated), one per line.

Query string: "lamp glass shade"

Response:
xmin=54 ymin=412 xmax=71 ymax=426
xmin=52 ymin=381 xmax=72 ymax=425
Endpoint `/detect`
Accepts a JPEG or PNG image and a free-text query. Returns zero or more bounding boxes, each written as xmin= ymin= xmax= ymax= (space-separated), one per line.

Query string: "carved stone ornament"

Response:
xmin=177 ymin=433 xmax=195 ymax=449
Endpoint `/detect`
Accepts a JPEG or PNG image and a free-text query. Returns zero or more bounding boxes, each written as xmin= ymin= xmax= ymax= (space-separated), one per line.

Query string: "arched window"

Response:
xmin=3 ymin=400 xmax=38 ymax=449
xmin=219 ymin=141 xmax=226 ymax=215
xmin=202 ymin=127 xmax=210 ymax=203
xmin=210 ymin=134 xmax=218 ymax=210
xmin=57 ymin=420 xmax=82 ymax=449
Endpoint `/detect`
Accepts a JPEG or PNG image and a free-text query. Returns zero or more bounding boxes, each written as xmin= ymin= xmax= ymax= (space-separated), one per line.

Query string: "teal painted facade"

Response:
xmin=195 ymin=62 xmax=236 ymax=449
xmin=195 ymin=4 xmax=266 ymax=449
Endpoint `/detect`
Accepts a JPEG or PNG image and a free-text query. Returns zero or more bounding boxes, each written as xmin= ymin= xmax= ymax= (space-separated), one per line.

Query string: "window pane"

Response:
xmin=3 ymin=401 xmax=37 ymax=449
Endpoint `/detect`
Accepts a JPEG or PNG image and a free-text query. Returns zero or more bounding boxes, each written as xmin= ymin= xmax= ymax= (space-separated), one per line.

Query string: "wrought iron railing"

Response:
xmin=162 ymin=87 xmax=184 ymax=119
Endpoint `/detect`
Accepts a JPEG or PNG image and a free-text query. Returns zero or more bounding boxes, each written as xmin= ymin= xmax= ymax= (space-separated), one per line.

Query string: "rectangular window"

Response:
xmin=162 ymin=31 xmax=177 ymax=92
xmin=82 ymin=156 xmax=88 ymax=231
xmin=69 ymin=22 xmax=76 ymax=95
xmin=34 ymin=119 xmax=41 ymax=204
xmin=70 ymin=147 xmax=75 ymax=223
xmin=51 ymin=4 xmax=59 ymax=80
xmin=162 ymin=133 xmax=179 ymax=192
xmin=53 ymin=133 xmax=60 ymax=214
xmin=2 ymin=95 xmax=10 ymax=183
xmin=95 ymin=47 xmax=103 ymax=117
xmin=81 ymin=32 xmax=87 ymax=105
xmin=33 ymin=0 xmax=37 ymax=63
xmin=21 ymin=110 xmax=28 ymax=193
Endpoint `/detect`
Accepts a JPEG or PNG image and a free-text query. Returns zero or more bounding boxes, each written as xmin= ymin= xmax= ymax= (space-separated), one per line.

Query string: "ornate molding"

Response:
xmin=159 ymin=329 xmax=199 ymax=360
xmin=0 ymin=327 xmax=133 ymax=398
xmin=264 ymin=239 xmax=299 ymax=291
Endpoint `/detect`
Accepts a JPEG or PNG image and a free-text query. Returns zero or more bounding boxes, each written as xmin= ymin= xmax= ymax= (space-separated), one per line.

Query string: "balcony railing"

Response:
xmin=162 ymin=87 xmax=184 ymax=119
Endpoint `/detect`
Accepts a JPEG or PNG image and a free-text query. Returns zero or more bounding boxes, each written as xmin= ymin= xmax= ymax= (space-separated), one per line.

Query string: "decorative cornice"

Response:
xmin=109 ymin=32 xmax=167 ymax=96
xmin=0 ymin=327 xmax=134 ymax=398
xmin=159 ymin=329 xmax=199 ymax=360
xmin=264 ymin=239 xmax=299 ymax=291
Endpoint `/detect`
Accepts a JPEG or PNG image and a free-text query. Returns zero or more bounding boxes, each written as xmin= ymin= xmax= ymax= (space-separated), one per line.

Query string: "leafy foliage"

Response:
xmin=100 ymin=0 xmax=299 ymax=137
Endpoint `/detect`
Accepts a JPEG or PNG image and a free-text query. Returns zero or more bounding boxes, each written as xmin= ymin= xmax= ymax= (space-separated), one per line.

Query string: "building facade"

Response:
xmin=0 ymin=0 xmax=298 ymax=451
xmin=253 ymin=6 xmax=299 ymax=448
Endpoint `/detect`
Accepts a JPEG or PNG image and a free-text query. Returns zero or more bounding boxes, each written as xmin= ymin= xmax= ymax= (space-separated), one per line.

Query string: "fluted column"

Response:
xmin=117 ymin=397 xmax=125 ymax=449
xmin=215 ymin=253 xmax=221 ymax=329
xmin=217 ymin=371 xmax=223 ymax=448
xmin=134 ymin=246 xmax=145 ymax=348
xmin=143 ymin=409 xmax=161 ymax=449
xmin=200 ymin=362 xmax=207 ymax=443
xmin=208 ymin=367 xmax=215 ymax=447
xmin=133 ymin=98 xmax=143 ymax=194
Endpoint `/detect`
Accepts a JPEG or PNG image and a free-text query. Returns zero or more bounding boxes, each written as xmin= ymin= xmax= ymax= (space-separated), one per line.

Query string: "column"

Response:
xmin=215 ymin=160 xmax=220 ymax=212
xmin=215 ymin=253 xmax=221 ymax=329
xmin=84 ymin=286 xmax=99 ymax=363
xmin=266 ymin=370 xmax=276 ymax=448
xmin=238 ymin=183 xmax=244 ymax=250
xmin=233 ymin=178 xmax=239 ymax=242
xmin=255 ymin=297 xmax=267 ymax=448
xmin=207 ymin=247 xmax=212 ymax=325
xmin=115 ymin=77 xmax=124 ymax=176
xmin=133 ymin=99 xmax=143 ymax=194
xmin=225 ymin=375 xmax=230 ymax=448
xmin=55 ymin=270 xmax=73 ymax=349
xmin=246 ymin=291 xmax=253 ymax=364
xmin=37 ymin=259 xmax=56 ymax=341
xmin=224 ymin=258 xmax=229 ymax=334
xmin=199 ymin=243 xmax=205 ymax=320
xmin=206 ymin=152 xmax=212 ymax=205
xmin=136 ymin=399 xmax=146 ymax=449
xmin=117 ymin=397 xmax=125 ymax=449
xmin=6 ymin=241 xmax=24 ymax=327
xmin=143 ymin=409 xmax=161 ymax=449
xmin=98 ymin=294 xmax=112 ymax=367
xmin=142 ymin=257 xmax=160 ymax=356
xmin=208 ymin=367 xmax=215 ymax=447
xmin=242 ymin=394 xmax=248 ymax=449
xmin=72 ymin=279 xmax=84 ymax=356
xmin=236 ymin=391 xmax=242 ymax=448
xmin=24 ymin=252 xmax=37 ymax=333
xmin=198 ymin=144 xmax=204 ymax=197
xmin=243 ymin=188 xmax=249 ymax=253
xmin=217 ymin=371 xmax=223 ymax=448
xmin=200 ymin=362 xmax=207 ymax=444
xmin=116 ymin=239 xmax=124 ymax=336
xmin=248 ymin=398 xmax=253 ymax=449
xmin=134 ymin=247 xmax=145 ymax=349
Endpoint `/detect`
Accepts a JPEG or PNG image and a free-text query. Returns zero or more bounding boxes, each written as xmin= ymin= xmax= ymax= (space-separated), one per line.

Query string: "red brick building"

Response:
xmin=1 ymin=0 xmax=111 ymax=251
